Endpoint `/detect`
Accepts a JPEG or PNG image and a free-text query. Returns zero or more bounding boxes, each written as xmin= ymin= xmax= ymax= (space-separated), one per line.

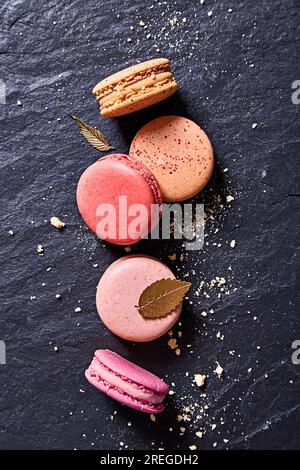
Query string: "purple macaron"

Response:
xmin=85 ymin=350 xmax=169 ymax=413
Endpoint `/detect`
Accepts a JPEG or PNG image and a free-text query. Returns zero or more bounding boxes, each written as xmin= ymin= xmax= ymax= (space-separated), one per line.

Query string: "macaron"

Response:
xmin=96 ymin=255 xmax=182 ymax=342
xmin=129 ymin=115 xmax=214 ymax=202
xmin=93 ymin=58 xmax=178 ymax=117
xmin=76 ymin=154 xmax=162 ymax=245
xmin=85 ymin=349 xmax=169 ymax=413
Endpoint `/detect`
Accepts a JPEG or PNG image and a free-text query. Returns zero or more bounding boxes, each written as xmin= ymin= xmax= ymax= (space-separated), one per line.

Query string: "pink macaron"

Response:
xmin=76 ymin=154 xmax=162 ymax=245
xmin=96 ymin=255 xmax=182 ymax=342
xmin=85 ymin=349 xmax=169 ymax=413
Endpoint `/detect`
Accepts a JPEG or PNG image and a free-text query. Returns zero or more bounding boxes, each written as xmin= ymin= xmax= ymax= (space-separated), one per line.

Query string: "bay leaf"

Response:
xmin=138 ymin=278 xmax=191 ymax=319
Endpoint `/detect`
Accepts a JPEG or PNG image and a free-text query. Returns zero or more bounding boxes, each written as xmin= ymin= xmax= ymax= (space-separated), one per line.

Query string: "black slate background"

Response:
xmin=0 ymin=0 xmax=299 ymax=451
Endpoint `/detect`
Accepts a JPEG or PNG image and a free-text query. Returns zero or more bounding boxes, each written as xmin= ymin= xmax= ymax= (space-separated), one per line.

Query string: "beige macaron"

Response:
xmin=129 ymin=116 xmax=214 ymax=202
xmin=93 ymin=58 xmax=178 ymax=118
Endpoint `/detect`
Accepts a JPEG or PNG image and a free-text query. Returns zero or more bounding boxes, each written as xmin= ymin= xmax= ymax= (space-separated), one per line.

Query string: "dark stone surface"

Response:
xmin=0 ymin=0 xmax=299 ymax=451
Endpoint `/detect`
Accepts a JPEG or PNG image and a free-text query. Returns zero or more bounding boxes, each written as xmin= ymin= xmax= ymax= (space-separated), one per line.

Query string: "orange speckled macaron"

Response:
xmin=129 ymin=116 xmax=214 ymax=202
xmin=93 ymin=58 xmax=178 ymax=118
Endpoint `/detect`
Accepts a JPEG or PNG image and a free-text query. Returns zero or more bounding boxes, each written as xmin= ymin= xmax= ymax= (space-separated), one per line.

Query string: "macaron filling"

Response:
xmin=94 ymin=63 xmax=177 ymax=113
xmin=94 ymin=62 xmax=171 ymax=100
xmin=100 ymin=74 xmax=175 ymax=110
xmin=87 ymin=357 xmax=166 ymax=408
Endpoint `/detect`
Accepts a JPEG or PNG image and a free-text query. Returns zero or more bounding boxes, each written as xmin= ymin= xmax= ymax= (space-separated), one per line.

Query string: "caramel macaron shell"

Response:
xmin=129 ymin=116 xmax=214 ymax=202
xmin=93 ymin=58 xmax=178 ymax=117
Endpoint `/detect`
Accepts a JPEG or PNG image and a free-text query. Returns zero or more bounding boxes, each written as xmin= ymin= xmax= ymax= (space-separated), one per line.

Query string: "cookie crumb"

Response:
xmin=8 ymin=230 xmax=14 ymax=236
xmin=37 ymin=244 xmax=44 ymax=254
xmin=150 ymin=414 xmax=156 ymax=422
xmin=230 ymin=239 xmax=236 ymax=248
xmin=214 ymin=362 xmax=224 ymax=379
xmin=168 ymin=338 xmax=178 ymax=350
xmin=194 ymin=374 xmax=206 ymax=388
xmin=226 ymin=195 xmax=235 ymax=203
xmin=189 ymin=445 xmax=197 ymax=450
xmin=50 ymin=216 xmax=65 ymax=230
xmin=74 ymin=306 xmax=82 ymax=313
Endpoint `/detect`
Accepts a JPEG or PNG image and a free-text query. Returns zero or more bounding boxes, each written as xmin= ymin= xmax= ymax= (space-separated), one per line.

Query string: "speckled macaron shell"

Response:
xmin=129 ymin=115 xmax=214 ymax=202
xmin=93 ymin=58 xmax=178 ymax=117
xmin=96 ymin=255 xmax=182 ymax=342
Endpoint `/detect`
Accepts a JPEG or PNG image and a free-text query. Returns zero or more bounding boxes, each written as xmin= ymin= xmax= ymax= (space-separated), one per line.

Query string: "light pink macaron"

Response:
xmin=85 ymin=349 xmax=169 ymax=413
xmin=96 ymin=255 xmax=182 ymax=342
